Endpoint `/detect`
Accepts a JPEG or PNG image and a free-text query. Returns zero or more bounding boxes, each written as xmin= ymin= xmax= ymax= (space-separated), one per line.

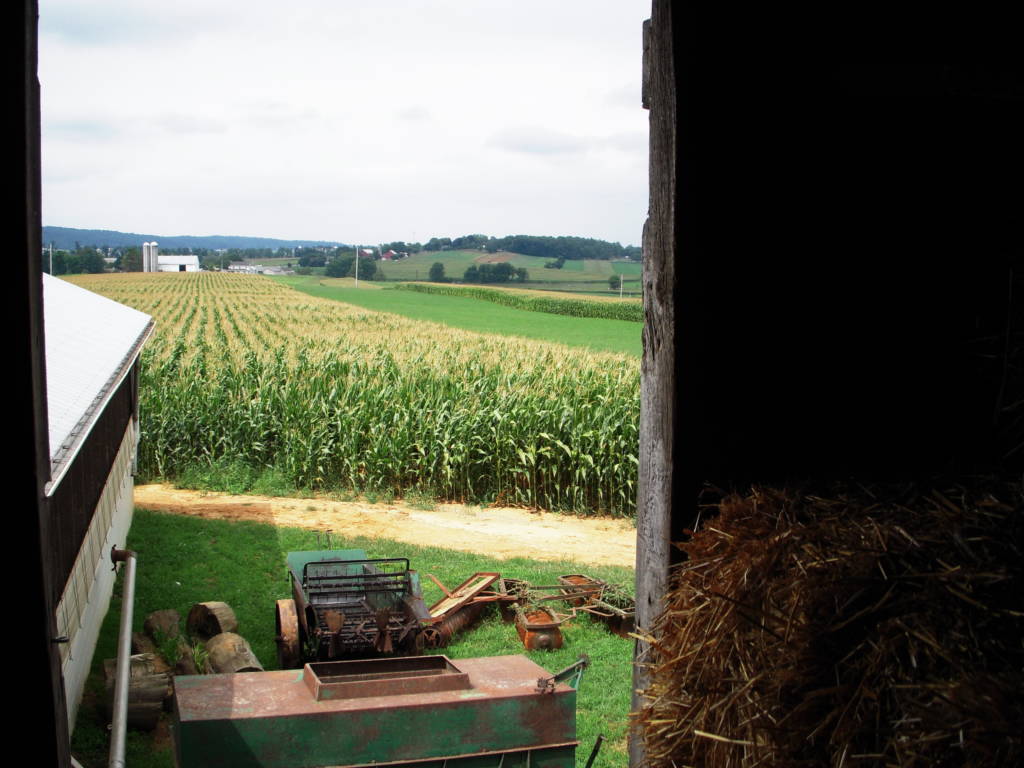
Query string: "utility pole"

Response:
xmin=354 ymin=247 xmax=359 ymax=287
xmin=619 ymin=273 xmax=624 ymax=298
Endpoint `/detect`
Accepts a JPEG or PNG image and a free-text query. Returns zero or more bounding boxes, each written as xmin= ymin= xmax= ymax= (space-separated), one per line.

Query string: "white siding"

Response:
xmin=56 ymin=422 xmax=137 ymax=731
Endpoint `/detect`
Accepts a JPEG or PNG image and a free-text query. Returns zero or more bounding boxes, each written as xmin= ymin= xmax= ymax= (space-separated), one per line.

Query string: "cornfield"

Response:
xmin=68 ymin=273 xmax=640 ymax=515
xmin=393 ymin=282 xmax=644 ymax=322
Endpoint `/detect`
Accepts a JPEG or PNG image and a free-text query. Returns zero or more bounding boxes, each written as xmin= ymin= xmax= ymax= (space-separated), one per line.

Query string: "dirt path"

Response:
xmin=133 ymin=484 xmax=637 ymax=568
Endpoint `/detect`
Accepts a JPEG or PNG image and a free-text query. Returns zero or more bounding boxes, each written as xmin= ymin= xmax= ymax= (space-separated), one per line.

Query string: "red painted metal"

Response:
xmin=304 ymin=656 xmax=471 ymax=700
xmin=515 ymin=606 xmax=565 ymax=650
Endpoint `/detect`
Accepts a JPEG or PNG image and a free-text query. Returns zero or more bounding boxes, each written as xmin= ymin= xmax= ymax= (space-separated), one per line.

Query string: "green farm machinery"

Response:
xmin=171 ymin=548 xmax=619 ymax=767
xmin=275 ymin=549 xmax=429 ymax=668
xmin=173 ymin=654 xmax=590 ymax=767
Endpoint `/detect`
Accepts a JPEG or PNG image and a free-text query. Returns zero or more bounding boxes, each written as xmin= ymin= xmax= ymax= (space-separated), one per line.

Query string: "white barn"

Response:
xmin=157 ymin=254 xmax=200 ymax=272
xmin=42 ymin=274 xmax=154 ymax=729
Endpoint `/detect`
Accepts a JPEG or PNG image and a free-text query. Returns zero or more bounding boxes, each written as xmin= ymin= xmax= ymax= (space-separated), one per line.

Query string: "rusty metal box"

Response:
xmin=172 ymin=654 xmax=578 ymax=767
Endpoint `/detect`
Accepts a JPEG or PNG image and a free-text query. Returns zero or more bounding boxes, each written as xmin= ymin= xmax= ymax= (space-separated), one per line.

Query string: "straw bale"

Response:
xmin=633 ymin=482 xmax=1023 ymax=767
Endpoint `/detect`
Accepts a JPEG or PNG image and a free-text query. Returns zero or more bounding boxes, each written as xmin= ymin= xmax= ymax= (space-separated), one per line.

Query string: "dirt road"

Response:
xmin=133 ymin=484 xmax=637 ymax=568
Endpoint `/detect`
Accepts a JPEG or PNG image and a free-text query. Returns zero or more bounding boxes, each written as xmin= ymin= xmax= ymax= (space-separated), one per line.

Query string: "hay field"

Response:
xmin=68 ymin=273 xmax=640 ymax=515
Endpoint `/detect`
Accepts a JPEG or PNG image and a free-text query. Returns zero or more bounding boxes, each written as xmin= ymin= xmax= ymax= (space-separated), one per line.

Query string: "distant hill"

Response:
xmin=42 ymin=226 xmax=345 ymax=251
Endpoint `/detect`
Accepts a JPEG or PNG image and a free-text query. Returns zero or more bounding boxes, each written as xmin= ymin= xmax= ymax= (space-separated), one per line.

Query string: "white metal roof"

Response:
xmin=42 ymin=274 xmax=154 ymax=491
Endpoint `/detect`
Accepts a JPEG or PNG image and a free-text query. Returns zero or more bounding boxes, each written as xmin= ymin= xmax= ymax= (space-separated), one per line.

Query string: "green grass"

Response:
xmin=272 ymin=275 xmax=643 ymax=357
xmin=370 ymin=250 xmax=641 ymax=296
xmin=71 ymin=509 xmax=635 ymax=768
xmin=611 ymin=261 xmax=642 ymax=276
xmin=376 ymin=250 xmax=485 ymax=282
xmin=392 ymin=283 xmax=642 ymax=322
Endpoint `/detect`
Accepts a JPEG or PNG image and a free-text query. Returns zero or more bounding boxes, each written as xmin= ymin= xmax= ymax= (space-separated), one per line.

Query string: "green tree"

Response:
xmin=121 ymin=247 xmax=142 ymax=272
xmin=325 ymin=255 xmax=355 ymax=278
xmin=356 ymin=259 xmax=379 ymax=280
xmin=81 ymin=250 xmax=105 ymax=273
xmin=428 ymin=262 xmax=446 ymax=282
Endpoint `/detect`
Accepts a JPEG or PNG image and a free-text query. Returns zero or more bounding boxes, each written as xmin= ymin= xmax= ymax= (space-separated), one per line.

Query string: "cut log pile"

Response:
xmin=104 ymin=600 xmax=262 ymax=730
xmin=633 ymin=482 xmax=1024 ymax=767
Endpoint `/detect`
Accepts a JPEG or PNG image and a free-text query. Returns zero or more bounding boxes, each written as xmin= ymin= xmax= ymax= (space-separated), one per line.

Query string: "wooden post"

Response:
xmin=11 ymin=0 xmax=72 ymax=762
xmin=630 ymin=2 xmax=679 ymax=766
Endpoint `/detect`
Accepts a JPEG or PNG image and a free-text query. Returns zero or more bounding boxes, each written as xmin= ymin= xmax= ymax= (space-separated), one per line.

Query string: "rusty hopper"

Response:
xmin=173 ymin=654 xmax=580 ymax=767
xmin=276 ymin=549 xmax=429 ymax=667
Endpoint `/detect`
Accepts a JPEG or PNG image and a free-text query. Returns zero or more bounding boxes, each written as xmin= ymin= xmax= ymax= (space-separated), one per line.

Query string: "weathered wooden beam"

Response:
xmin=630 ymin=2 xmax=678 ymax=766
xmin=10 ymin=0 xmax=71 ymax=762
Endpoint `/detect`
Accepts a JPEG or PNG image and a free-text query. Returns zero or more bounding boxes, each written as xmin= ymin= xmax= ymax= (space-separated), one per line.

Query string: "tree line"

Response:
xmin=423 ymin=234 xmax=640 ymax=261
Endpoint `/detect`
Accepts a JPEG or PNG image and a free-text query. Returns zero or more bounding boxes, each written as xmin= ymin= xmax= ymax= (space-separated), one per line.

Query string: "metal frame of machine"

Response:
xmin=275 ymin=549 xmax=429 ymax=668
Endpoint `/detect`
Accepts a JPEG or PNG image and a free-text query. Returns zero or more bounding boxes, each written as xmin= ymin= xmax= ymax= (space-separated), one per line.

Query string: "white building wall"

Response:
xmin=56 ymin=422 xmax=137 ymax=731
xmin=157 ymin=255 xmax=200 ymax=273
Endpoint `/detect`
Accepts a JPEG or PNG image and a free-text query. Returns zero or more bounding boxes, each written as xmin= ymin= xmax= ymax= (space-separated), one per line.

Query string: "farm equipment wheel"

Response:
xmin=275 ymin=599 xmax=301 ymax=669
xmin=420 ymin=625 xmax=444 ymax=650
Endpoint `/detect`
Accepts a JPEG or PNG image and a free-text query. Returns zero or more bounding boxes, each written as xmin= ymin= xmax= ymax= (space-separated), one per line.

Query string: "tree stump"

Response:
xmin=143 ymin=609 xmax=181 ymax=641
xmin=205 ymin=632 xmax=263 ymax=673
xmin=102 ymin=653 xmax=172 ymax=730
xmin=175 ymin=641 xmax=200 ymax=676
xmin=131 ymin=631 xmax=158 ymax=656
xmin=187 ymin=601 xmax=238 ymax=640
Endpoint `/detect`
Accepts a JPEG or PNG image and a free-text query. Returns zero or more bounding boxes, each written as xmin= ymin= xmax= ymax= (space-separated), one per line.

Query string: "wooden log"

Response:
xmin=102 ymin=653 xmax=171 ymax=731
xmin=205 ymin=632 xmax=263 ymax=673
xmin=131 ymin=631 xmax=157 ymax=656
xmin=187 ymin=601 xmax=238 ymax=640
xmin=143 ymin=609 xmax=181 ymax=641
xmin=174 ymin=639 xmax=200 ymax=676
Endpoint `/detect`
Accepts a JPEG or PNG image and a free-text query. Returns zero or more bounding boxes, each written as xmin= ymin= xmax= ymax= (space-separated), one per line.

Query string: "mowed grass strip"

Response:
xmin=275 ymin=275 xmax=642 ymax=356
xmin=71 ymin=509 xmax=635 ymax=768
xmin=390 ymin=282 xmax=643 ymax=323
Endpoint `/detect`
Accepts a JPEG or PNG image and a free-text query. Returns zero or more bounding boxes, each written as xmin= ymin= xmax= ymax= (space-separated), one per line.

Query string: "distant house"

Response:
xmin=381 ymin=250 xmax=397 ymax=261
xmin=42 ymin=274 xmax=154 ymax=729
xmin=157 ymin=254 xmax=200 ymax=273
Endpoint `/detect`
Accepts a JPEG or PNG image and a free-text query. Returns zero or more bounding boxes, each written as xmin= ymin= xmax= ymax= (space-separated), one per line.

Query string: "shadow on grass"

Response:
xmin=71 ymin=508 xmax=635 ymax=768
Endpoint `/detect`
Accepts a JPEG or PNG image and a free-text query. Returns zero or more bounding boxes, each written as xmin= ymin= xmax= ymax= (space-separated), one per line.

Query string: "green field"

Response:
xmin=373 ymin=250 xmax=642 ymax=297
xmin=273 ymin=275 xmax=642 ymax=357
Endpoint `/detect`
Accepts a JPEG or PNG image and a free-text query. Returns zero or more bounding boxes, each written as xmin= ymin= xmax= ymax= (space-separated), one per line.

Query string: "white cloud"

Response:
xmin=39 ymin=0 xmax=651 ymax=245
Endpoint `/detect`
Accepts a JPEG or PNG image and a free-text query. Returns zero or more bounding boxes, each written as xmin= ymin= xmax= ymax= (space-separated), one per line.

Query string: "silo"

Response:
xmin=151 ymin=242 xmax=159 ymax=272
xmin=142 ymin=242 xmax=151 ymax=272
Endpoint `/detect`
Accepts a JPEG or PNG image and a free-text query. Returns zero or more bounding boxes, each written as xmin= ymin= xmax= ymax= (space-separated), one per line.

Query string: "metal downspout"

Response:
xmin=109 ymin=547 xmax=138 ymax=768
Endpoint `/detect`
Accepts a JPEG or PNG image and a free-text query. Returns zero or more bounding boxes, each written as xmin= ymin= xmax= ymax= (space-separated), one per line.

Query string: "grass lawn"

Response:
xmin=611 ymin=261 xmax=642 ymax=276
xmin=376 ymin=250 xmax=484 ymax=282
xmin=71 ymin=509 xmax=635 ymax=768
xmin=373 ymin=251 xmax=641 ymax=296
xmin=272 ymin=275 xmax=643 ymax=357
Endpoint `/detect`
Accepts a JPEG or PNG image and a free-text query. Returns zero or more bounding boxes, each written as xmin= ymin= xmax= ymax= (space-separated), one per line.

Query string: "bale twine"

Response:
xmin=633 ymin=483 xmax=1024 ymax=767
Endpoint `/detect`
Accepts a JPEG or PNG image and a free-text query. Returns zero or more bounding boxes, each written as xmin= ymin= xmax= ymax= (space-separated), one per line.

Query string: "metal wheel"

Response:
xmin=421 ymin=626 xmax=444 ymax=649
xmin=275 ymin=598 xmax=301 ymax=669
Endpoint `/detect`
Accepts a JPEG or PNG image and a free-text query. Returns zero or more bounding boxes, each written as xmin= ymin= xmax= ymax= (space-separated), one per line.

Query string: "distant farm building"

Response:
xmin=141 ymin=242 xmax=199 ymax=272
xmin=157 ymin=254 xmax=200 ymax=272
xmin=42 ymin=273 xmax=154 ymax=729
xmin=381 ymin=249 xmax=397 ymax=261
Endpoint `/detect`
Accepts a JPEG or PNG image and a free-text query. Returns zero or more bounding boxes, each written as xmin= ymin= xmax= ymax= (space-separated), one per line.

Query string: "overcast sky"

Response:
xmin=40 ymin=1 xmax=650 ymax=246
